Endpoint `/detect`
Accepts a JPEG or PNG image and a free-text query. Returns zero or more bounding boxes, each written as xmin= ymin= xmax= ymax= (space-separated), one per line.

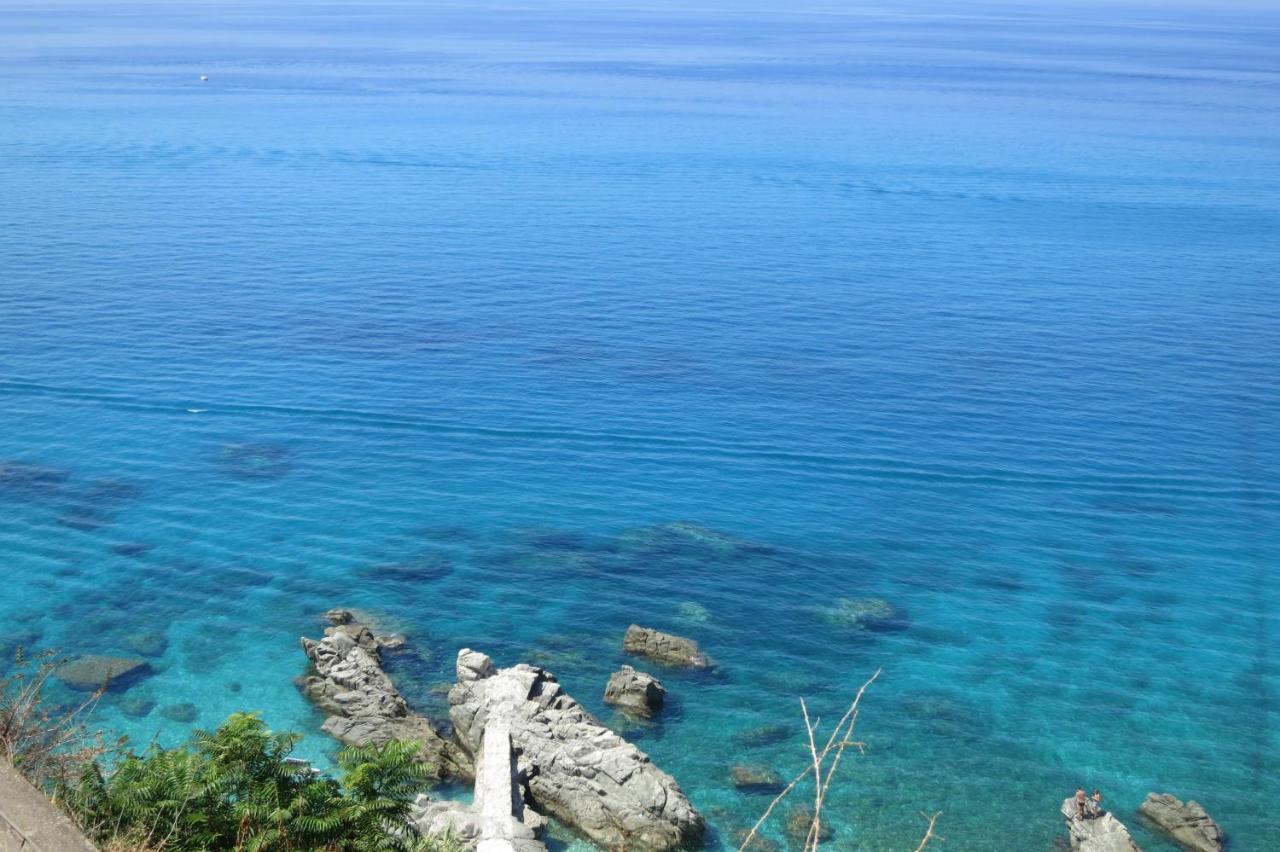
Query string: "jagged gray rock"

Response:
xmin=604 ymin=665 xmax=666 ymax=717
xmin=1060 ymin=797 xmax=1141 ymax=852
xmin=449 ymin=649 xmax=705 ymax=851
xmin=299 ymin=612 xmax=469 ymax=778
xmin=1138 ymin=793 xmax=1223 ymax=852
xmin=622 ymin=624 xmax=708 ymax=668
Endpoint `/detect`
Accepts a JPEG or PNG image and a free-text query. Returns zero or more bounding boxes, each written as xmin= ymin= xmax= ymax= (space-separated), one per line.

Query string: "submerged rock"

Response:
xmin=732 ymin=723 xmax=792 ymax=748
xmin=730 ymin=764 xmax=784 ymax=794
xmin=0 ymin=460 xmax=69 ymax=493
xmin=817 ymin=597 xmax=906 ymax=632
xmin=217 ymin=443 xmax=292 ymax=480
xmin=449 ymin=649 xmax=705 ymax=851
xmin=161 ymin=702 xmax=199 ymax=724
xmin=675 ymin=601 xmax=711 ymax=623
xmin=623 ymin=624 xmax=708 ymax=668
xmin=732 ymin=828 xmax=780 ymax=852
xmin=362 ymin=552 xmax=453 ymax=584
xmin=785 ymin=805 xmax=833 ymax=843
xmin=603 ymin=665 xmax=666 ymax=718
xmin=111 ymin=542 xmax=153 ymax=558
xmin=617 ymin=521 xmax=773 ymax=556
xmin=55 ymin=655 xmax=151 ymax=692
xmin=1060 ymin=797 xmax=1141 ymax=852
xmin=1138 ymin=793 xmax=1223 ymax=852
xmin=299 ymin=613 xmax=468 ymax=778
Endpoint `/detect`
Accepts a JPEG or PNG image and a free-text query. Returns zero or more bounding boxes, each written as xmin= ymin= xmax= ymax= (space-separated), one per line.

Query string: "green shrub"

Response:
xmin=61 ymin=712 xmax=452 ymax=852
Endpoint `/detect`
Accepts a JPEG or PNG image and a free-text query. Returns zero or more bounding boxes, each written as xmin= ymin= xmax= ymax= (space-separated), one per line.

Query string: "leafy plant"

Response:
xmin=61 ymin=712 xmax=453 ymax=852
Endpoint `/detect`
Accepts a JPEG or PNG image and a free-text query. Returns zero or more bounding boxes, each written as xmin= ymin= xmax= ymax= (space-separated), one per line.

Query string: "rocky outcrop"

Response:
xmin=55 ymin=655 xmax=150 ymax=692
xmin=1138 ymin=793 xmax=1223 ymax=852
xmin=299 ymin=611 xmax=469 ymax=778
xmin=603 ymin=666 xmax=666 ymax=717
xmin=449 ymin=649 xmax=705 ymax=851
xmin=1060 ymin=798 xmax=1141 ymax=852
xmin=623 ymin=625 xmax=708 ymax=668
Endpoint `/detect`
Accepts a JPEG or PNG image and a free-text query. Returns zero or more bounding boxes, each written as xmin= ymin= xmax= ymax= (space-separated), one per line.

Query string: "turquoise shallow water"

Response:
xmin=2 ymin=1 xmax=1279 ymax=849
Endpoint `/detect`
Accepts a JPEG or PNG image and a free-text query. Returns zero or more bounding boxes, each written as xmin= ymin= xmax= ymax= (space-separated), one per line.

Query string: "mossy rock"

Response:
xmin=731 ymin=764 xmax=785 ymax=793
xmin=161 ymin=702 xmax=200 ymax=724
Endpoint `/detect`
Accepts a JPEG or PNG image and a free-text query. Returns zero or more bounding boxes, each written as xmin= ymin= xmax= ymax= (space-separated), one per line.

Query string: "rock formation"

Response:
xmin=55 ymin=655 xmax=150 ymax=692
xmin=449 ymin=649 xmax=705 ymax=851
xmin=623 ymin=625 xmax=708 ymax=668
xmin=1138 ymin=793 xmax=1223 ymax=852
xmin=603 ymin=665 xmax=666 ymax=717
xmin=299 ymin=610 xmax=469 ymax=777
xmin=1060 ymin=798 xmax=1141 ymax=852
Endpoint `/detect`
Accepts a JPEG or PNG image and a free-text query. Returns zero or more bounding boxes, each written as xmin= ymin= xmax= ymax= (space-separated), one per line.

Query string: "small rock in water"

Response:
xmin=1138 ymin=793 xmax=1224 ymax=852
xmin=603 ymin=665 xmax=666 ymax=718
xmin=675 ymin=601 xmax=711 ymax=623
xmin=732 ymin=829 xmax=780 ymax=852
xmin=732 ymin=723 xmax=792 ymax=748
xmin=817 ymin=597 xmax=906 ymax=632
xmin=55 ymin=655 xmax=151 ymax=692
xmin=785 ymin=805 xmax=834 ymax=842
xmin=623 ymin=624 xmax=709 ymax=668
xmin=111 ymin=541 xmax=153 ymax=558
xmin=730 ymin=764 xmax=785 ymax=794
xmin=362 ymin=552 xmax=452 ymax=583
xmin=0 ymin=460 xmax=70 ymax=492
xmin=161 ymin=702 xmax=199 ymax=724
xmin=217 ymin=442 xmax=292 ymax=480
xmin=123 ymin=629 xmax=169 ymax=658
xmin=118 ymin=692 xmax=157 ymax=718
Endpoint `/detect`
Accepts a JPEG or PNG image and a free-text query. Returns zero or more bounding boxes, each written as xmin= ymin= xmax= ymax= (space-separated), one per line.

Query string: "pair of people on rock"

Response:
xmin=1075 ymin=788 xmax=1104 ymax=819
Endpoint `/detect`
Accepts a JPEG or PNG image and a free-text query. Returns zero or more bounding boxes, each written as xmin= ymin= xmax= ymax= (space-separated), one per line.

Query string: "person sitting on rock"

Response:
xmin=1090 ymin=789 xmax=1104 ymax=817
xmin=1075 ymin=788 xmax=1089 ymax=819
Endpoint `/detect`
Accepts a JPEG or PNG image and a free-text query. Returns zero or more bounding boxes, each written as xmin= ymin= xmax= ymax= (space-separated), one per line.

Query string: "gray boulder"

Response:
xmin=1138 ymin=793 xmax=1223 ymax=852
xmin=299 ymin=614 xmax=469 ymax=778
xmin=1060 ymin=797 xmax=1141 ymax=852
xmin=604 ymin=665 xmax=666 ymax=717
xmin=449 ymin=649 xmax=705 ymax=851
xmin=55 ymin=655 xmax=151 ymax=692
xmin=623 ymin=625 xmax=708 ymax=668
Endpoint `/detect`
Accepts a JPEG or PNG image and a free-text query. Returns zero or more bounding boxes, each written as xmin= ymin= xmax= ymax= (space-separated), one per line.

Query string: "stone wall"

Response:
xmin=0 ymin=763 xmax=96 ymax=852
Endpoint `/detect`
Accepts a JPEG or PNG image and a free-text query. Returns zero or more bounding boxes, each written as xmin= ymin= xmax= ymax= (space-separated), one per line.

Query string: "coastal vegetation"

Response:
xmin=1 ymin=653 xmax=453 ymax=851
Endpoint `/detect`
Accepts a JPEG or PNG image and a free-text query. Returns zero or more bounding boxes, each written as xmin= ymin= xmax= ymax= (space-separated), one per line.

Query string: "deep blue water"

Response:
xmin=2 ymin=1 xmax=1278 ymax=849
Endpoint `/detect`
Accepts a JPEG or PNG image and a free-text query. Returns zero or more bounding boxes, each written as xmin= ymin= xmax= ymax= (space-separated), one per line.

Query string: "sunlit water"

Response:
xmin=1 ymin=1 xmax=1278 ymax=849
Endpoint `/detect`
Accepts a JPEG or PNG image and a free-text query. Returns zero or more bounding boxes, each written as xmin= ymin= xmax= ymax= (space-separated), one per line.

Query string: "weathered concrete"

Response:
xmin=1060 ymin=797 xmax=1141 ymax=852
xmin=0 ymin=763 xmax=96 ymax=852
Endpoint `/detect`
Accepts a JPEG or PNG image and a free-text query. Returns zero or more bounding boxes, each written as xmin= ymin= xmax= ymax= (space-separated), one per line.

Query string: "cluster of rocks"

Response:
xmin=299 ymin=610 xmax=469 ymax=778
xmin=449 ymin=649 xmax=705 ymax=851
xmin=1059 ymin=793 xmax=1225 ymax=852
xmin=299 ymin=613 xmax=706 ymax=852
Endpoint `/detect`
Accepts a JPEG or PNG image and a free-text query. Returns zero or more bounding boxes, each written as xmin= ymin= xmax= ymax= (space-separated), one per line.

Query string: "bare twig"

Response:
xmin=914 ymin=810 xmax=943 ymax=851
xmin=737 ymin=669 xmax=941 ymax=852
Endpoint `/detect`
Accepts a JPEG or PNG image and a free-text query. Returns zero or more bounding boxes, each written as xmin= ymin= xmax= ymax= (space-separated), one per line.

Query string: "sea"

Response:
xmin=1 ymin=1 xmax=1277 ymax=849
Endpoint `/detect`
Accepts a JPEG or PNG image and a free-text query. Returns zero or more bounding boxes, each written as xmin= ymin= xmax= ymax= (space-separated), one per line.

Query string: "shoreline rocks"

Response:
xmin=298 ymin=610 xmax=469 ymax=778
xmin=623 ymin=624 xmax=708 ymax=668
xmin=449 ymin=649 xmax=705 ymax=851
xmin=603 ymin=665 xmax=666 ymax=717
xmin=1060 ymin=797 xmax=1141 ymax=852
xmin=1138 ymin=793 xmax=1223 ymax=852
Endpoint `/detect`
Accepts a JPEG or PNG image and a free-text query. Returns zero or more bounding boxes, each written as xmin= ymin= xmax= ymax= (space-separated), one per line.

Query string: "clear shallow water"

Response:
xmin=2 ymin=1 xmax=1278 ymax=849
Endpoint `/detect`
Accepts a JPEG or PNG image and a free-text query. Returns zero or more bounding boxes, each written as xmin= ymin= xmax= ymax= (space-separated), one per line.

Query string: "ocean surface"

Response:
xmin=1 ymin=1 xmax=1278 ymax=848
